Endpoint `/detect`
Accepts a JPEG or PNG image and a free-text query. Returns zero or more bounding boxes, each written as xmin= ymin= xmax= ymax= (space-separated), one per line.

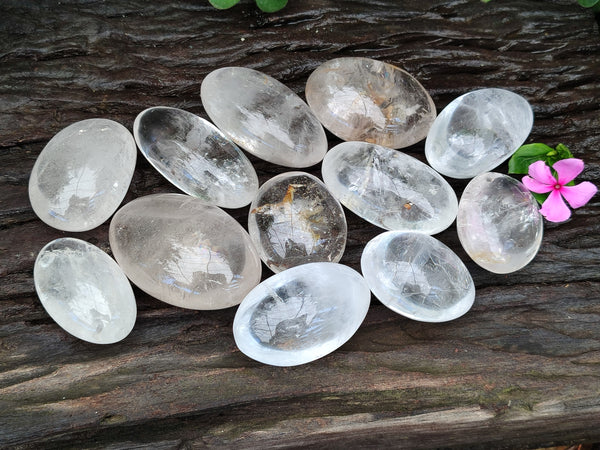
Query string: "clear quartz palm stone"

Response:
xmin=425 ymin=88 xmax=534 ymax=179
xmin=305 ymin=57 xmax=436 ymax=149
xmin=233 ymin=262 xmax=371 ymax=367
xmin=200 ymin=67 xmax=328 ymax=168
xmin=321 ymin=141 xmax=458 ymax=234
xmin=133 ymin=106 xmax=258 ymax=209
xmin=457 ymin=172 xmax=543 ymax=274
xmin=361 ymin=231 xmax=475 ymax=322
xmin=29 ymin=118 xmax=137 ymax=231
xmin=109 ymin=193 xmax=262 ymax=310
xmin=34 ymin=238 xmax=136 ymax=344
xmin=248 ymin=172 xmax=347 ymax=273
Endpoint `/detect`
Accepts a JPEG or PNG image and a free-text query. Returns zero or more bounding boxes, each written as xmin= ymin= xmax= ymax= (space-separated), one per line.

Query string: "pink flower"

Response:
xmin=522 ymin=159 xmax=597 ymax=222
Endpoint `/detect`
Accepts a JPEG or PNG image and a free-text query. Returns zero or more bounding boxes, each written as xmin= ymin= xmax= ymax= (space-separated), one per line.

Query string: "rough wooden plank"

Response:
xmin=1 ymin=0 xmax=600 ymax=448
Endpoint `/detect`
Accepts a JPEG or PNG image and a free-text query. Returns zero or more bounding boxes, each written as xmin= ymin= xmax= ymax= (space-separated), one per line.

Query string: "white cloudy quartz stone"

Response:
xmin=248 ymin=172 xmax=347 ymax=273
xmin=201 ymin=67 xmax=328 ymax=168
xmin=133 ymin=106 xmax=258 ymax=208
xmin=457 ymin=172 xmax=543 ymax=274
xmin=233 ymin=262 xmax=371 ymax=367
xmin=425 ymin=88 xmax=533 ymax=179
xmin=361 ymin=231 xmax=475 ymax=322
xmin=321 ymin=141 xmax=458 ymax=234
xmin=109 ymin=193 xmax=262 ymax=310
xmin=34 ymin=238 xmax=137 ymax=344
xmin=305 ymin=57 xmax=436 ymax=149
xmin=29 ymin=118 xmax=137 ymax=231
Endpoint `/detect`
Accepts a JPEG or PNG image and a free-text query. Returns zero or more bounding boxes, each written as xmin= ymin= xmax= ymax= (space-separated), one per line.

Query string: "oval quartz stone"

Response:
xmin=248 ymin=172 xmax=347 ymax=273
xmin=361 ymin=231 xmax=475 ymax=322
xmin=34 ymin=238 xmax=136 ymax=344
xmin=109 ymin=193 xmax=262 ymax=309
xmin=201 ymin=67 xmax=327 ymax=167
xmin=457 ymin=172 xmax=543 ymax=274
xmin=425 ymin=88 xmax=534 ymax=179
xmin=133 ymin=106 xmax=258 ymax=208
xmin=322 ymin=141 xmax=458 ymax=234
xmin=233 ymin=262 xmax=371 ymax=366
xmin=305 ymin=57 xmax=436 ymax=149
xmin=29 ymin=118 xmax=137 ymax=231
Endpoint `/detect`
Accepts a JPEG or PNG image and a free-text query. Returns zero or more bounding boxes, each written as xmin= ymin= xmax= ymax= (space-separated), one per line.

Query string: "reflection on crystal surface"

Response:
xmin=29 ymin=119 xmax=137 ymax=231
xmin=425 ymin=88 xmax=533 ymax=179
xmin=457 ymin=172 xmax=543 ymax=274
xmin=233 ymin=263 xmax=370 ymax=366
xmin=34 ymin=238 xmax=136 ymax=344
xmin=305 ymin=57 xmax=436 ymax=149
xmin=201 ymin=67 xmax=327 ymax=168
xmin=109 ymin=193 xmax=261 ymax=310
xmin=134 ymin=107 xmax=258 ymax=208
xmin=322 ymin=141 xmax=457 ymax=234
xmin=361 ymin=231 xmax=475 ymax=322
xmin=248 ymin=172 xmax=347 ymax=273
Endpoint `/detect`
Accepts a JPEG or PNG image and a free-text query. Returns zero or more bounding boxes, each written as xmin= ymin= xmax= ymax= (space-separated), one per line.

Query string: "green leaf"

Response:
xmin=578 ymin=0 xmax=600 ymax=7
xmin=255 ymin=0 xmax=287 ymax=13
xmin=531 ymin=192 xmax=549 ymax=206
xmin=508 ymin=143 xmax=555 ymax=174
xmin=209 ymin=0 xmax=240 ymax=9
xmin=545 ymin=143 xmax=574 ymax=167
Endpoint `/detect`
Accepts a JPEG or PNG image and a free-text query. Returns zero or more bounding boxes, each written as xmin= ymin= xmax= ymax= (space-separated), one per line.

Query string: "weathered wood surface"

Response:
xmin=1 ymin=0 xmax=600 ymax=448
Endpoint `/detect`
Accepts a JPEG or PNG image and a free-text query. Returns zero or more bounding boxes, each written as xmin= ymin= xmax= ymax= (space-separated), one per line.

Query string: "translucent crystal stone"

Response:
xmin=248 ymin=172 xmax=347 ymax=273
xmin=201 ymin=67 xmax=327 ymax=168
xmin=133 ymin=106 xmax=258 ymax=209
xmin=233 ymin=262 xmax=371 ymax=366
xmin=29 ymin=118 xmax=137 ymax=232
xmin=34 ymin=238 xmax=136 ymax=344
xmin=425 ymin=88 xmax=533 ymax=179
xmin=321 ymin=141 xmax=458 ymax=234
xmin=305 ymin=57 xmax=436 ymax=149
xmin=361 ymin=231 xmax=475 ymax=322
xmin=457 ymin=172 xmax=543 ymax=274
xmin=109 ymin=193 xmax=261 ymax=310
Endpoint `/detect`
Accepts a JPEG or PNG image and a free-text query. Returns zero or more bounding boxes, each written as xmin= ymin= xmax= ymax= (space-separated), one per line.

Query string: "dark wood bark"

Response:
xmin=1 ymin=0 xmax=600 ymax=448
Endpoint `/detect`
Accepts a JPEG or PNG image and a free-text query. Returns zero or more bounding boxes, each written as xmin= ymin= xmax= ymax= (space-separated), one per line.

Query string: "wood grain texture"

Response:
xmin=1 ymin=0 xmax=600 ymax=448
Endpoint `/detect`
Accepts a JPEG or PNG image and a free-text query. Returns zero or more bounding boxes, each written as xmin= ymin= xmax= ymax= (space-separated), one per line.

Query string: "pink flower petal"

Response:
xmin=539 ymin=189 xmax=571 ymax=222
xmin=560 ymin=181 xmax=597 ymax=209
xmin=528 ymin=160 xmax=556 ymax=185
xmin=522 ymin=175 xmax=554 ymax=194
xmin=553 ymin=158 xmax=584 ymax=185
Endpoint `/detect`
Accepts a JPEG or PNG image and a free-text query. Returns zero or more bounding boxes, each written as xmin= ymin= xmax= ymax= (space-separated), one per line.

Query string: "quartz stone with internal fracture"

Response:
xmin=133 ymin=106 xmax=258 ymax=209
xmin=109 ymin=193 xmax=262 ymax=310
xmin=457 ymin=172 xmax=543 ymax=274
xmin=34 ymin=238 xmax=137 ymax=344
xmin=233 ymin=262 xmax=371 ymax=367
xmin=321 ymin=141 xmax=458 ymax=234
xmin=248 ymin=172 xmax=347 ymax=273
xmin=305 ymin=57 xmax=436 ymax=149
xmin=201 ymin=67 xmax=328 ymax=168
xmin=29 ymin=118 xmax=137 ymax=231
xmin=425 ymin=88 xmax=533 ymax=179
xmin=361 ymin=231 xmax=475 ymax=322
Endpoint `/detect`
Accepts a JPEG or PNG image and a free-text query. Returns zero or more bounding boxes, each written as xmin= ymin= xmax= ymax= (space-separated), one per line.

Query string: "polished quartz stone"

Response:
xmin=425 ymin=88 xmax=533 ymax=179
xmin=29 ymin=118 xmax=137 ymax=231
xmin=34 ymin=238 xmax=136 ymax=344
xmin=305 ymin=57 xmax=436 ymax=149
xmin=233 ymin=262 xmax=371 ymax=366
xmin=248 ymin=172 xmax=347 ymax=273
xmin=109 ymin=193 xmax=261 ymax=310
xmin=201 ymin=67 xmax=327 ymax=167
xmin=321 ymin=141 xmax=458 ymax=234
xmin=457 ymin=172 xmax=543 ymax=273
xmin=361 ymin=231 xmax=475 ymax=322
xmin=133 ymin=107 xmax=258 ymax=209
